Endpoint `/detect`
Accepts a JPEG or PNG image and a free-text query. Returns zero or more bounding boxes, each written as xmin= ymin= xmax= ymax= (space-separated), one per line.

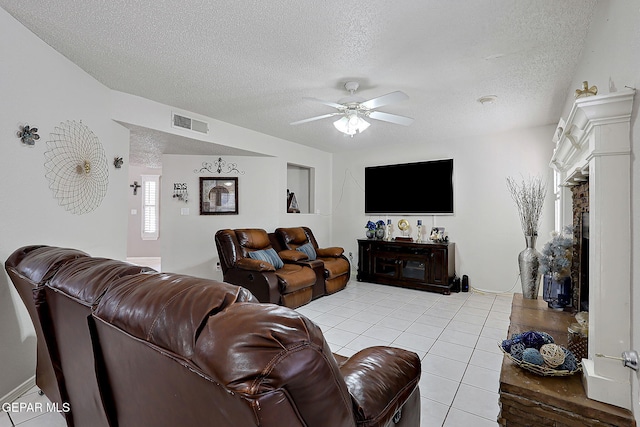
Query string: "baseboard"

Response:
xmin=0 ymin=375 xmax=36 ymax=406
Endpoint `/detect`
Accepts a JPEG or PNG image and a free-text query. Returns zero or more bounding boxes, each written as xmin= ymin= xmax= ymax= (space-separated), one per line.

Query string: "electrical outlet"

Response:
xmin=215 ymin=262 xmax=221 ymax=271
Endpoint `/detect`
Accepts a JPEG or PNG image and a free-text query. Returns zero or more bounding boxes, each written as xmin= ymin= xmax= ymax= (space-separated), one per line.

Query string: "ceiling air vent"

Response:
xmin=172 ymin=113 xmax=209 ymax=134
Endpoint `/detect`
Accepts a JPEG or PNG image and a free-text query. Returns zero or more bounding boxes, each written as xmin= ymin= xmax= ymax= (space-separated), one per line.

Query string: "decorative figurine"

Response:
xmin=575 ymin=81 xmax=597 ymax=98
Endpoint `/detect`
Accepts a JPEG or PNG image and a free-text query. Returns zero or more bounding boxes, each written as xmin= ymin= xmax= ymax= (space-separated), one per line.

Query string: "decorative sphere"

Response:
xmin=510 ymin=342 xmax=526 ymax=360
xmin=501 ymin=339 xmax=513 ymax=353
xmin=557 ymin=347 xmax=578 ymax=371
xmin=520 ymin=331 xmax=545 ymax=349
xmin=539 ymin=344 xmax=566 ymax=367
xmin=522 ymin=348 xmax=545 ymax=366
xmin=536 ymin=331 xmax=555 ymax=345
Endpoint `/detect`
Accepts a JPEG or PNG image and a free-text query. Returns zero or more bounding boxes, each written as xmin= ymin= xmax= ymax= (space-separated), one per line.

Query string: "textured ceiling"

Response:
xmin=1 ymin=1 xmax=597 ymax=163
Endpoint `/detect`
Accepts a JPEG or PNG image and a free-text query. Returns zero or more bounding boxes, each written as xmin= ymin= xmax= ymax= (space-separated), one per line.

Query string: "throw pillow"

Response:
xmin=296 ymin=242 xmax=317 ymax=261
xmin=248 ymin=248 xmax=284 ymax=269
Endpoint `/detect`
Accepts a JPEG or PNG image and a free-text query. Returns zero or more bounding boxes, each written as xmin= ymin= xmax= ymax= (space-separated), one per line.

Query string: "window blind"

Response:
xmin=141 ymin=175 xmax=160 ymax=240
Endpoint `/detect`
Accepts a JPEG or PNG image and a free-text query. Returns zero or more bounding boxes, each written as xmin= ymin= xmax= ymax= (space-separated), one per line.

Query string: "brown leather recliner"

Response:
xmin=5 ymin=246 xmax=155 ymax=427
xmin=276 ymin=226 xmax=351 ymax=295
xmin=43 ymin=256 xmax=156 ymax=427
xmin=90 ymin=269 xmax=259 ymax=427
xmin=4 ymin=245 xmax=90 ymax=423
xmin=215 ymin=228 xmax=317 ymax=308
xmin=5 ymin=245 xmax=422 ymax=427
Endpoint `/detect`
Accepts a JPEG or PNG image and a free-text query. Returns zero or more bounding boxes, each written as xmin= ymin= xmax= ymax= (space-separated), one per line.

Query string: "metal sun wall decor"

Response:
xmin=17 ymin=124 xmax=40 ymax=145
xmin=194 ymin=157 xmax=245 ymax=175
xmin=44 ymin=120 xmax=109 ymax=215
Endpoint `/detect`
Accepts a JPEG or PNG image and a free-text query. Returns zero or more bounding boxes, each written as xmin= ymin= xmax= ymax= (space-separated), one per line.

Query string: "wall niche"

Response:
xmin=286 ymin=163 xmax=314 ymax=214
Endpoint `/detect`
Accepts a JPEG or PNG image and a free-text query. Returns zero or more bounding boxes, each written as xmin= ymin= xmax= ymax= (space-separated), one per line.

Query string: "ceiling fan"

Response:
xmin=290 ymin=81 xmax=414 ymax=136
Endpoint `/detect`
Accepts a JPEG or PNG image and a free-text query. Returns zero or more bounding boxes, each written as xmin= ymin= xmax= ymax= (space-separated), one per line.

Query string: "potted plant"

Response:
xmin=540 ymin=226 xmax=573 ymax=309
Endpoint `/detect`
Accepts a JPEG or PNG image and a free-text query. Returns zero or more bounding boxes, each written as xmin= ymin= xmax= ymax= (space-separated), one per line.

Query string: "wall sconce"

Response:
xmin=173 ymin=183 xmax=188 ymax=202
xmin=114 ymin=156 xmax=123 ymax=169
xmin=17 ymin=124 xmax=40 ymax=145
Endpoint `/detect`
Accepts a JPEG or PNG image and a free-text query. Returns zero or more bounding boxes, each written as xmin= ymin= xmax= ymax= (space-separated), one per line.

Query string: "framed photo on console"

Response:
xmin=200 ymin=177 xmax=238 ymax=215
xmin=429 ymin=227 xmax=445 ymax=242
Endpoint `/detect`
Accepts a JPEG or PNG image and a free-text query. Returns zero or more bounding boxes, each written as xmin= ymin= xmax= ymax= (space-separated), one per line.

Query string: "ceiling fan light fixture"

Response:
xmin=333 ymin=116 xmax=370 ymax=136
xmin=293 ymin=81 xmax=412 ymax=135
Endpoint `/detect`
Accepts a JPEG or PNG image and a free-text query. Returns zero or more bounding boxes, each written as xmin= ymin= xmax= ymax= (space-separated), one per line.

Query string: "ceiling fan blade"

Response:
xmin=303 ymin=97 xmax=345 ymax=110
xmin=290 ymin=113 xmax=340 ymax=126
xmin=360 ymin=91 xmax=409 ymax=110
xmin=368 ymin=111 xmax=414 ymax=126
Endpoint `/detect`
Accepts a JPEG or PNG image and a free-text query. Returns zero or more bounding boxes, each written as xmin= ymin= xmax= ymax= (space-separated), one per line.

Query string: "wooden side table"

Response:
xmin=498 ymin=294 xmax=635 ymax=426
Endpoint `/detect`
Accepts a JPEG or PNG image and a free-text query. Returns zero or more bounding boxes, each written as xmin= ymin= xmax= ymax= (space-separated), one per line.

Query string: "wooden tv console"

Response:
xmin=356 ymin=239 xmax=455 ymax=294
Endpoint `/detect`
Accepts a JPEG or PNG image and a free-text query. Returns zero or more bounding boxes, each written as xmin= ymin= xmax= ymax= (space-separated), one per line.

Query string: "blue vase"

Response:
xmin=543 ymin=274 xmax=572 ymax=310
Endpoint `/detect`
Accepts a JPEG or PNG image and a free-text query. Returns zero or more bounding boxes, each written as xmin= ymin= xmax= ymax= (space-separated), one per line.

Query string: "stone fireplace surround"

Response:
xmin=550 ymin=89 xmax=635 ymax=410
xmin=571 ymin=181 xmax=589 ymax=312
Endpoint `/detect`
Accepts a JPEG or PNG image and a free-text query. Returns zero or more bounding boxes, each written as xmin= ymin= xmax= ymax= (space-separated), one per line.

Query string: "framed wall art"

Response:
xmin=199 ymin=177 xmax=238 ymax=215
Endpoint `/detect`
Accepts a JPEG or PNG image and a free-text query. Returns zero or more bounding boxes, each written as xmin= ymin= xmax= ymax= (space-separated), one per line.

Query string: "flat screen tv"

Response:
xmin=365 ymin=159 xmax=454 ymax=215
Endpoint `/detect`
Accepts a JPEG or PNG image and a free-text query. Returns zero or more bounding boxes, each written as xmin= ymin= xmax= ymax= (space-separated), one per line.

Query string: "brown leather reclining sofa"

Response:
xmin=275 ymin=226 xmax=350 ymax=294
xmin=6 ymin=245 xmax=422 ymax=427
xmin=215 ymin=227 xmax=350 ymax=309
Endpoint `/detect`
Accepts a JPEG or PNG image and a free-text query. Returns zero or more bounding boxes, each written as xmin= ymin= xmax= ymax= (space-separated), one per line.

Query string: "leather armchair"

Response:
xmin=215 ymin=228 xmax=316 ymax=308
xmin=275 ymin=227 xmax=351 ymax=295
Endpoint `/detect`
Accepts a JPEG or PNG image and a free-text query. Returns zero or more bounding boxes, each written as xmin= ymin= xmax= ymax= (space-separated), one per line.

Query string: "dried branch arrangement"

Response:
xmin=506 ymin=175 xmax=547 ymax=236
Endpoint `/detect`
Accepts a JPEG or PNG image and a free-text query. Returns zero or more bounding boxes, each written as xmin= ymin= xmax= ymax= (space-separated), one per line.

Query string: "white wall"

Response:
xmin=161 ymin=153 xmax=332 ymax=279
xmin=331 ymin=125 xmax=556 ymax=293
xmin=0 ymin=8 xmax=130 ymax=400
xmin=127 ymin=165 xmax=162 ymax=257
xmin=558 ymin=0 xmax=639 ymax=419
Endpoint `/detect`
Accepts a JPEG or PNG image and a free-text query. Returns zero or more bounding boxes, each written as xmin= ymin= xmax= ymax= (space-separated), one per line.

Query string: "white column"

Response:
xmin=550 ymin=90 xmax=635 ymax=410
xmin=582 ymin=122 xmax=632 ymax=409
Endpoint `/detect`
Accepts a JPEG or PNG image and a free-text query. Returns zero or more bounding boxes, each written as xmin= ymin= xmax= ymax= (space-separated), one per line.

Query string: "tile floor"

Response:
xmin=1 ymin=280 xmax=512 ymax=427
